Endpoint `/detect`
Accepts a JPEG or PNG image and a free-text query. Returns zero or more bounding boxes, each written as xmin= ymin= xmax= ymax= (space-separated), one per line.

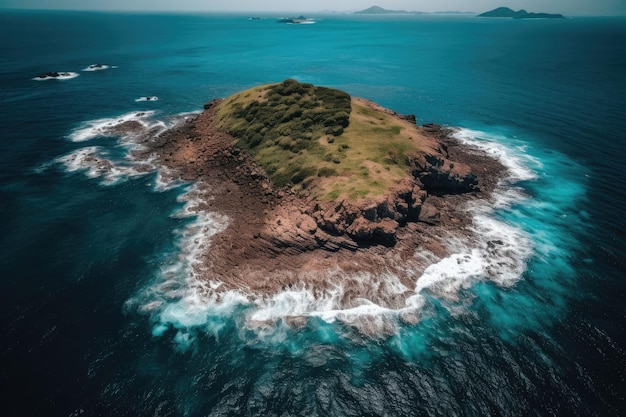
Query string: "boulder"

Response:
xmin=204 ymin=99 xmax=221 ymax=110
xmin=345 ymin=216 xmax=398 ymax=246
xmin=422 ymin=123 xmax=441 ymax=133
xmin=410 ymin=154 xmax=478 ymax=194
xmin=418 ymin=202 xmax=440 ymax=225
xmin=398 ymin=114 xmax=417 ymax=124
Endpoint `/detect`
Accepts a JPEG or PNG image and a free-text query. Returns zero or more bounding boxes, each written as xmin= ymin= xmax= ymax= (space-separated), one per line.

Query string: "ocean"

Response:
xmin=1 ymin=10 xmax=625 ymax=416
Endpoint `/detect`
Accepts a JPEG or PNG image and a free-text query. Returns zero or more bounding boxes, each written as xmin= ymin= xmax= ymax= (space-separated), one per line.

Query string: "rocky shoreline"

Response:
xmin=132 ymin=98 xmax=507 ymax=302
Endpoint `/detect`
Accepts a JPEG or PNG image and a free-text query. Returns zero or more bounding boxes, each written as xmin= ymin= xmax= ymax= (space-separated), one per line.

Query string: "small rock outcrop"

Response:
xmin=308 ymin=179 xmax=424 ymax=246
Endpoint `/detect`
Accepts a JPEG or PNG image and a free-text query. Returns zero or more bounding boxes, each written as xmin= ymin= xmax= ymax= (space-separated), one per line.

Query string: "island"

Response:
xmin=132 ymin=80 xmax=505 ymax=305
xmin=33 ymin=71 xmax=78 ymax=80
xmin=355 ymin=6 xmax=474 ymax=15
xmin=355 ymin=6 xmax=417 ymax=15
xmin=85 ymin=64 xmax=108 ymax=71
xmin=478 ymin=7 xmax=564 ymax=19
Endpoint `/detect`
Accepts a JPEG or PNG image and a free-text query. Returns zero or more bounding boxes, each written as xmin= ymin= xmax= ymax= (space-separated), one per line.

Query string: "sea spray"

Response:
xmin=452 ymin=127 xmax=588 ymax=339
xmin=54 ymin=146 xmax=153 ymax=185
xmin=134 ymin=182 xmax=235 ymax=346
xmin=67 ymin=111 xmax=159 ymax=142
xmin=49 ymin=111 xmax=203 ymax=188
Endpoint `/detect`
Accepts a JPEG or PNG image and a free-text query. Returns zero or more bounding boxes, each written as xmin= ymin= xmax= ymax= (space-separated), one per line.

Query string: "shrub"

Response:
xmin=326 ymin=126 xmax=344 ymax=136
xmin=291 ymin=166 xmax=317 ymax=184
xmin=278 ymin=136 xmax=294 ymax=150
xmin=249 ymin=123 xmax=264 ymax=133
xmin=219 ymin=79 xmax=354 ymax=187
xmin=318 ymin=167 xmax=337 ymax=177
xmin=291 ymin=139 xmax=309 ymax=153
xmin=248 ymin=133 xmax=263 ymax=148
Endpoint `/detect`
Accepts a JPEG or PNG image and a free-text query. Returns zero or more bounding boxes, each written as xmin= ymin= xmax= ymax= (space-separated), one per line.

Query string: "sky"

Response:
xmin=1 ymin=0 xmax=625 ymax=16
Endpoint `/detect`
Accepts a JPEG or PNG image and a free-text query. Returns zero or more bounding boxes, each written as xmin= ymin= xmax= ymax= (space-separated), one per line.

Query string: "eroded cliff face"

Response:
xmin=258 ymin=121 xmax=479 ymax=249
xmin=302 ymin=149 xmax=478 ymax=247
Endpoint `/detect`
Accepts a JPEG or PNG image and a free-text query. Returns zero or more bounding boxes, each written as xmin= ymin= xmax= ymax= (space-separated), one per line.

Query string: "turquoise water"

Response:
xmin=1 ymin=11 xmax=625 ymax=416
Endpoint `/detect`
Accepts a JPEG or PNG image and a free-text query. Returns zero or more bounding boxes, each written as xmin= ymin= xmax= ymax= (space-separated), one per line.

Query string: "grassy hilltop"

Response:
xmin=215 ymin=79 xmax=427 ymax=201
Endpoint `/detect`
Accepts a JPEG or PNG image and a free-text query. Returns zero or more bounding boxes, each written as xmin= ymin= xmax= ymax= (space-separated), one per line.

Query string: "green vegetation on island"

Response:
xmin=215 ymin=79 xmax=427 ymax=201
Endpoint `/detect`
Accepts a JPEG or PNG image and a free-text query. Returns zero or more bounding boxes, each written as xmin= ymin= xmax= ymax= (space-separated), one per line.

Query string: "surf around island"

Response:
xmin=56 ymin=79 xmax=529 ymax=333
xmin=89 ymin=79 xmax=515 ymax=331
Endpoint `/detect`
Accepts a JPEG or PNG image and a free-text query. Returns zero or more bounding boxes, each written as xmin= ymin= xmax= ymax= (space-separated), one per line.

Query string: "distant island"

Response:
xmin=130 ymin=80 xmax=505 ymax=302
xmin=478 ymin=7 xmax=564 ymax=19
xmin=355 ymin=6 xmax=474 ymax=16
xmin=355 ymin=5 xmax=416 ymax=15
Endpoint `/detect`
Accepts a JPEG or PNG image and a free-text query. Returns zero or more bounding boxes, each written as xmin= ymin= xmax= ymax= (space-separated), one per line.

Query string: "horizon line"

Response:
xmin=1 ymin=7 xmax=625 ymax=17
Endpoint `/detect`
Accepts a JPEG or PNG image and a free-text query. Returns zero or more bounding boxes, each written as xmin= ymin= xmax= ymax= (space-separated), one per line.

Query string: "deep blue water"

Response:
xmin=1 ymin=10 xmax=625 ymax=416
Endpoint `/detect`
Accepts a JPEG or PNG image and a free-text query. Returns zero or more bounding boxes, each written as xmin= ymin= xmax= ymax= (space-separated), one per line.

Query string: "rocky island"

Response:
xmin=355 ymin=6 xmax=416 ymax=15
xmin=134 ymin=80 xmax=505 ymax=303
xmin=33 ymin=71 xmax=79 ymax=80
xmin=478 ymin=7 xmax=564 ymax=19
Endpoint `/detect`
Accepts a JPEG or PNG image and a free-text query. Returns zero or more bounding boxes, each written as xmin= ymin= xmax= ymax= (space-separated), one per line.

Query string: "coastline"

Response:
xmin=130 ymin=96 xmax=508 ymax=309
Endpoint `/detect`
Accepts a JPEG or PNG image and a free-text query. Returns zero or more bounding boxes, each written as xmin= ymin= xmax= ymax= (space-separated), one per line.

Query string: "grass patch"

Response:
xmin=215 ymin=80 xmax=429 ymax=199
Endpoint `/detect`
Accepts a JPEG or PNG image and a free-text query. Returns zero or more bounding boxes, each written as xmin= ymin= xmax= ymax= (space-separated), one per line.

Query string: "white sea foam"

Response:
xmin=32 ymin=71 xmax=79 ymax=81
xmin=50 ymin=110 xmax=183 ymax=187
xmin=68 ymin=111 xmax=157 ymax=142
xmin=152 ymin=168 xmax=187 ymax=192
xmin=405 ymin=128 xmax=537 ymax=298
xmin=412 ymin=214 xmax=533 ymax=301
xmin=128 ymin=184 xmax=238 ymax=345
xmin=82 ymin=64 xmax=111 ymax=71
xmin=135 ymin=96 xmax=159 ymax=102
xmin=55 ymin=146 xmax=151 ymax=185
xmin=57 ymin=110 xmax=202 ymax=190
xmin=451 ymin=127 xmax=540 ymax=183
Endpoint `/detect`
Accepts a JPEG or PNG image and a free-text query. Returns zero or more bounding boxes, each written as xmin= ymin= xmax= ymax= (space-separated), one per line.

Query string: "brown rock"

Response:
xmin=297 ymin=214 xmax=318 ymax=234
xmin=418 ymin=202 xmax=440 ymax=225
xmin=422 ymin=123 xmax=441 ymax=132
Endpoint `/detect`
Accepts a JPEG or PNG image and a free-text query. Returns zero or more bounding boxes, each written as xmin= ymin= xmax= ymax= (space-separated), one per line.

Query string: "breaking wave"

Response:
xmin=54 ymin=146 xmax=153 ymax=185
xmin=67 ymin=111 xmax=161 ymax=142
